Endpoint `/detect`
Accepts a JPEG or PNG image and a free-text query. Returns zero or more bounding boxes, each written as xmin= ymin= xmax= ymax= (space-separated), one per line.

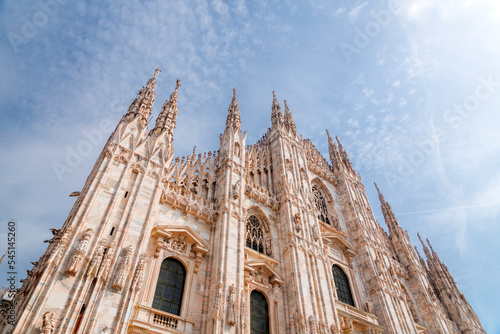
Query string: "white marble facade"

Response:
xmin=2 ymin=70 xmax=485 ymax=334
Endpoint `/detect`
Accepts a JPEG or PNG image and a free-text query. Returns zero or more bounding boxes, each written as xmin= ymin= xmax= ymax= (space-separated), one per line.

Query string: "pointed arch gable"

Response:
xmin=244 ymin=205 xmax=271 ymax=232
xmin=310 ymin=177 xmax=333 ymax=203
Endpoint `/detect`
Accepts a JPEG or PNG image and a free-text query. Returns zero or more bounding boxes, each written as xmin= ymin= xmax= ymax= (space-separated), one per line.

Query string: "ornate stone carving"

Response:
xmin=226 ymin=284 xmax=237 ymax=326
xmin=232 ymin=180 xmax=240 ymax=199
xmin=312 ymin=224 xmax=320 ymax=242
xmin=318 ymin=320 xmax=328 ymax=334
xmin=112 ymin=245 xmax=133 ymax=290
xmin=241 ymin=289 xmax=247 ymax=330
xmin=131 ymin=253 xmax=147 ymax=292
xmin=340 ymin=316 xmax=353 ymax=333
xmin=87 ymin=239 xmax=107 ymax=278
xmin=294 ymin=213 xmax=302 ymax=232
xmin=41 ymin=311 xmax=55 ymax=334
xmin=265 ymin=235 xmax=273 ymax=257
xmin=295 ymin=313 xmax=307 ymax=334
xmin=48 ymin=226 xmax=73 ymax=267
xmin=66 ymin=228 xmax=92 ymax=276
xmin=214 ymin=281 xmax=224 ymax=320
xmin=309 ymin=316 xmax=318 ymax=334
xmin=99 ymin=240 xmax=116 ymax=282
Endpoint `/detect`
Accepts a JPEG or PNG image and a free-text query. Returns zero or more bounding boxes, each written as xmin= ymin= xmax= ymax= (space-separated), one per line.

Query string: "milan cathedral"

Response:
xmin=1 ymin=70 xmax=484 ymax=334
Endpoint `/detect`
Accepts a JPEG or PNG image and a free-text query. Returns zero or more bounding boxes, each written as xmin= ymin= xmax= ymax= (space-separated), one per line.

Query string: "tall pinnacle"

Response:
xmin=283 ymin=100 xmax=296 ymax=134
xmin=375 ymin=183 xmax=400 ymax=234
xmin=271 ymin=91 xmax=283 ymax=128
xmin=225 ymin=88 xmax=241 ymax=130
xmin=126 ymin=68 xmax=161 ymax=125
xmin=326 ymin=129 xmax=341 ymax=168
xmin=152 ymin=79 xmax=181 ymax=137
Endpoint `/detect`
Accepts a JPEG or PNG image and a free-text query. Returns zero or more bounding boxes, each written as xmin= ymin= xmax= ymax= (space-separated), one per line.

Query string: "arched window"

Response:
xmin=250 ymin=290 xmax=269 ymax=334
xmin=246 ymin=215 xmax=265 ymax=254
xmin=332 ymin=265 xmax=354 ymax=307
xmin=152 ymin=258 xmax=186 ymax=316
xmin=312 ymin=186 xmax=331 ymax=225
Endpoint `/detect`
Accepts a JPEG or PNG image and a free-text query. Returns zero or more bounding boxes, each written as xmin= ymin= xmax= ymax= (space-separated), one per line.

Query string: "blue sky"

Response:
xmin=1 ymin=0 xmax=499 ymax=331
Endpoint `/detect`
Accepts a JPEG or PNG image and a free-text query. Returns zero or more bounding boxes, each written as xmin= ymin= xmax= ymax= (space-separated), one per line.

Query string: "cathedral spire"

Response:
xmin=151 ymin=78 xmax=181 ymax=137
xmin=375 ymin=183 xmax=401 ymax=235
xmin=271 ymin=91 xmax=283 ymax=129
xmin=283 ymin=100 xmax=296 ymax=134
xmin=335 ymin=136 xmax=354 ymax=170
xmin=225 ymin=88 xmax=241 ymax=131
xmin=417 ymin=233 xmax=433 ymax=260
xmin=326 ymin=129 xmax=342 ymax=169
xmin=127 ymin=68 xmax=160 ymax=126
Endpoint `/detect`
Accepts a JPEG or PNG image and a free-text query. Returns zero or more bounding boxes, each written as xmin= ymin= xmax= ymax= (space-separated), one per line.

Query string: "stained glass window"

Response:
xmin=250 ymin=290 xmax=269 ymax=334
xmin=332 ymin=265 xmax=354 ymax=307
xmin=152 ymin=258 xmax=186 ymax=315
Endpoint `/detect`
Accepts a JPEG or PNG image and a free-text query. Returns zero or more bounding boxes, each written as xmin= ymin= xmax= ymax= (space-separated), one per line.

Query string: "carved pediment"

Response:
xmin=244 ymin=259 xmax=284 ymax=287
xmin=151 ymin=225 xmax=209 ymax=272
xmin=322 ymin=228 xmax=356 ymax=260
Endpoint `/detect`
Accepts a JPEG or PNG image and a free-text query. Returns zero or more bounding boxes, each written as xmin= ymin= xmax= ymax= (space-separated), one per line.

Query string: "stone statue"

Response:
xmin=112 ymin=245 xmax=133 ymax=290
xmin=265 ymin=235 xmax=273 ymax=257
xmin=131 ymin=253 xmax=147 ymax=292
xmin=226 ymin=284 xmax=237 ymax=326
xmin=312 ymin=224 xmax=319 ymax=241
xmin=99 ymin=240 xmax=116 ymax=282
xmin=41 ymin=311 xmax=55 ymax=334
xmin=66 ymin=229 xmax=92 ymax=276
xmin=87 ymin=239 xmax=107 ymax=278
xmin=214 ymin=281 xmax=224 ymax=320
xmin=294 ymin=213 xmax=302 ymax=232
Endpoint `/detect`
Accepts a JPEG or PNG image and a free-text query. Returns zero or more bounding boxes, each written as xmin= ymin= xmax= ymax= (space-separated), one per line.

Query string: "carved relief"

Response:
xmin=41 ymin=311 xmax=55 ymax=334
xmin=226 ymin=284 xmax=237 ymax=326
xmin=131 ymin=253 xmax=147 ymax=292
xmin=87 ymin=238 xmax=107 ymax=278
xmin=99 ymin=240 xmax=116 ymax=282
xmin=214 ymin=281 xmax=224 ymax=320
xmin=340 ymin=316 xmax=353 ymax=333
xmin=318 ymin=320 xmax=329 ymax=334
xmin=312 ymin=224 xmax=319 ymax=242
xmin=294 ymin=213 xmax=302 ymax=232
xmin=66 ymin=228 xmax=92 ymax=276
xmin=112 ymin=245 xmax=134 ymax=290
xmin=309 ymin=316 xmax=318 ymax=334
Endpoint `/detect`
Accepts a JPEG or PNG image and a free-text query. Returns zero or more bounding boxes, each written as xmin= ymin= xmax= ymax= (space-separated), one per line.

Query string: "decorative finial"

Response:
xmin=176 ymin=78 xmax=181 ymax=89
xmin=233 ymin=88 xmax=237 ymax=96
xmin=154 ymin=68 xmax=161 ymax=79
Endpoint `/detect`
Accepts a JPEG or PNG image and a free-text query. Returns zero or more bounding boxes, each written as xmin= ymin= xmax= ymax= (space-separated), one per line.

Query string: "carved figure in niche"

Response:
xmin=232 ymin=180 xmax=240 ymax=199
xmin=214 ymin=281 xmax=224 ymax=320
xmin=309 ymin=316 xmax=318 ymax=334
xmin=131 ymin=253 xmax=147 ymax=292
xmin=265 ymin=235 xmax=273 ymax=257
xmin=87 ymin=239 xmax=107 ymax=278
xmin=99 ymin=241 xmax=116 ymax=282
xmin=318 ymin=321 xmax=328 ymax=334
xmin=234 ymin=143 xmax=241 ymax=158
xmin=112 ymin=245 xmax=133 ymax=290
xmin=227 ymin=284 xmax=237 ymax=326
xmin=311 ymin=224 xmax=319 ymax=242
xmin=293 ymin=213 xmax=302 ymax=232
xmin=41 ymin=312 xmax=55 ymax=334
xmin=295 ymin=313 xmax=306 ymax=334
xmin=365 ymin=300 xmax=373 ymax=314
xmin=273 ymin=285 xmax=281 ymax=303
xmin=66 ymin=228 xmax=92 ymax=276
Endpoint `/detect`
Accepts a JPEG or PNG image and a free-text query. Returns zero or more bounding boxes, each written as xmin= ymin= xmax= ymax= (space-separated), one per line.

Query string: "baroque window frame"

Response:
xmin=128 ymin=225 xmax=209 ymax=333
